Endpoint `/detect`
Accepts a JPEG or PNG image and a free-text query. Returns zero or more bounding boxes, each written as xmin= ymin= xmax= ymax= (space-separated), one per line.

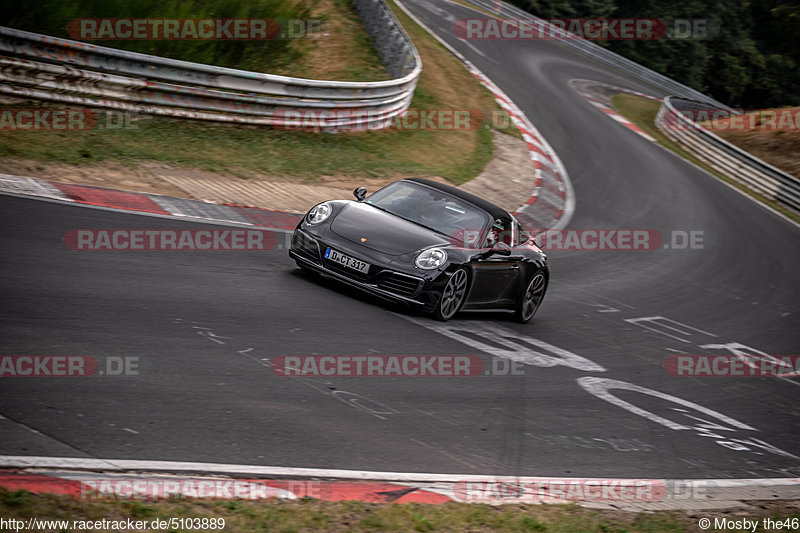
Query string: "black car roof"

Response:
xmin=403 ymin=177 xmax=511 ymax=221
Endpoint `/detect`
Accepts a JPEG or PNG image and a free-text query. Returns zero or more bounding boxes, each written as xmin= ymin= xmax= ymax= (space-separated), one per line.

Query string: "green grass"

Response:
xmin=5 ymin=488 xmax=800 ymax=533
xmin=6 ymin=489 xmax=800 ymax=533
xmin=0 ymin=103 xmax=497 ymax=184
xmin=611 ymin=93 xmax=800 ymax=224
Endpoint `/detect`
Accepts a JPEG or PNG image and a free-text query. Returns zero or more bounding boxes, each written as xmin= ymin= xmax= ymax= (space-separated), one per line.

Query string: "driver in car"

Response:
xmin=418 ymin=195 xmax=446 ymax=228
xmin=388 ymin=193 xmax=447 ymax=228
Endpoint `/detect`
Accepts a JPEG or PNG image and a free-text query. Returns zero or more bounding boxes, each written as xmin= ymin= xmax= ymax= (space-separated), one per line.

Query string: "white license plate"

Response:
xmin=325 ymin=248 xmax=370 ymax=273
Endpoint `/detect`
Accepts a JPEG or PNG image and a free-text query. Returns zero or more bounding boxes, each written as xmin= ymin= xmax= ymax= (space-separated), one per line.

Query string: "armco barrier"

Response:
xmin=0 ymin=0 xmax=420 ymax=130
xmin=655 ymin=97 xmax=800 ymax=215
xmin=461 ymin=0 xmax=727 ymax=108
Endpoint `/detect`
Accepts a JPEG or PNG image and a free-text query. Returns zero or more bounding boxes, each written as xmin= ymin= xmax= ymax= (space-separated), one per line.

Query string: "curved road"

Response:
xmin=1 ymin=0 xmax=798 ymax=480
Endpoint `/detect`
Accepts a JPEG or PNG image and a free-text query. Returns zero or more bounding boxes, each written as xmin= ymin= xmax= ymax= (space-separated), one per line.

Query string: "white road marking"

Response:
xmin=577 ymin=377 xmax=755 ymax=432
xmin=401 ymin=316 xmax=606 ymax=372
xmin=625 ymin=316 xmax=716 ymax=343
xmin=592 ymin=304 xmax=620 ymax=313
xmin=699 ymin=342 xmax=800 ymax=388
xmin=3 ymin=455 xmax=800 ymax=488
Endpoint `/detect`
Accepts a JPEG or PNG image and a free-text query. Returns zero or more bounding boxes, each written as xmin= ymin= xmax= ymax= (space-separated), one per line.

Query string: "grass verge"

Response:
xmin=3 ymin=488 xmax=800 ymax=533
xmin=0 ymin=0 xmax=519 ymax=189
xmin=611 ymin=94 xmax=800 ymax=224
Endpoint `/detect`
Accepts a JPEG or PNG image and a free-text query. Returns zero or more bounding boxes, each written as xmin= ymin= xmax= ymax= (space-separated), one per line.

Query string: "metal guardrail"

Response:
xmin=655 ymin=97 xmax=800 ymax=215
xmin=461 ymin=0 xmax=727 ymax=108
xmin=0 ymin=0 xmax=421 ymax=129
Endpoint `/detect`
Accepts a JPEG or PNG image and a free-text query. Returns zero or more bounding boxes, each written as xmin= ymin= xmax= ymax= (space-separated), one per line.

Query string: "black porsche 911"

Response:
xmin=289 ymin=177 xmax=548 ymax=322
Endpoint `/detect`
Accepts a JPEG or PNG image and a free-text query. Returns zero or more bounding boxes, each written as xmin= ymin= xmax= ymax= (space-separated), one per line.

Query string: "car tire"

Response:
xmin=514 ymin=270 xmax=547 ymax=323
xmin=433 ymin=267 xmax=469 ymax=321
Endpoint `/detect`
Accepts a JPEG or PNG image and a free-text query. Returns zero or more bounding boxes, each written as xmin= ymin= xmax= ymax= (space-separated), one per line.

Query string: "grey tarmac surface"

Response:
xmin=1 ymin=0 xmax=799 ymax=480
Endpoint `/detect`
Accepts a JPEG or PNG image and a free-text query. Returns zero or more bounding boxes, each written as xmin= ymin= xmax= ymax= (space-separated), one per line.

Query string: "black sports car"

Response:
xmin=289 ymin=178 xmax=548 ymax=322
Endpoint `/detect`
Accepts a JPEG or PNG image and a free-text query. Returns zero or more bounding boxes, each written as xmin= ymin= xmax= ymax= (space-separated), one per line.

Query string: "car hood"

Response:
xmin=330 ymin=202 xmax=449 ymax=256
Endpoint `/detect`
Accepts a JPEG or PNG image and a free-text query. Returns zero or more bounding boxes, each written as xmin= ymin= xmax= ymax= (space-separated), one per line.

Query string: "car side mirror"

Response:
xmin=483 ymin=241 xmax=511 ymax=258
xmin=354 ymin=187 xmax=367 ymax=201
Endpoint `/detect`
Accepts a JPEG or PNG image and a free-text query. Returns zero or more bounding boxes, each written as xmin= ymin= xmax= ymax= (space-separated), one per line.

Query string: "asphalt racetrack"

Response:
xmin=1 ymin=0 xmax=798 ymax=480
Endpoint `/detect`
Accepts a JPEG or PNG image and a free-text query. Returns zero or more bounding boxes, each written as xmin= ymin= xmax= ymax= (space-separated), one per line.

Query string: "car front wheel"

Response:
xmin=433 ymin=268 xmax=468 ymax=321
xmin=515 ymin=271 xmax=547 ymax=323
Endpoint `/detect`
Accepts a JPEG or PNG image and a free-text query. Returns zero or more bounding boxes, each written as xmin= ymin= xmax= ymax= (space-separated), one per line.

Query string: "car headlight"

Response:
xmin=415 ymin=248 xmax=448 ymax=270
xmin=306 ymin=203 xmax=332 ymax=224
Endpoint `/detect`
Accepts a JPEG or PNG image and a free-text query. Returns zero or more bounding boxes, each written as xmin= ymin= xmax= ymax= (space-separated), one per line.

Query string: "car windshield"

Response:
xmin=365 ymin=181 xmax=490 ymax=239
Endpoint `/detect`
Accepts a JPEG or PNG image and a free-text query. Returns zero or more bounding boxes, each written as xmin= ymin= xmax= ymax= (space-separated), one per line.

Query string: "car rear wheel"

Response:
xmin=515 ymin=271 xmax=547 ymax=323
xmin=433 ymin=268 xmax=468 ymax=321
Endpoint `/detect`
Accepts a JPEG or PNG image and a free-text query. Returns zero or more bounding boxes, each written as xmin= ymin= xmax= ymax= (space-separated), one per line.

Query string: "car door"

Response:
xmin=466 ymin=217 xmax=524 ymax=307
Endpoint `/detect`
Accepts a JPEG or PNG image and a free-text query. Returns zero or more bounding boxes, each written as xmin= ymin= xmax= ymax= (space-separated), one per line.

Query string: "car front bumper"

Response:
xmin=289 ymin=229 xmax=447 ymax=311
